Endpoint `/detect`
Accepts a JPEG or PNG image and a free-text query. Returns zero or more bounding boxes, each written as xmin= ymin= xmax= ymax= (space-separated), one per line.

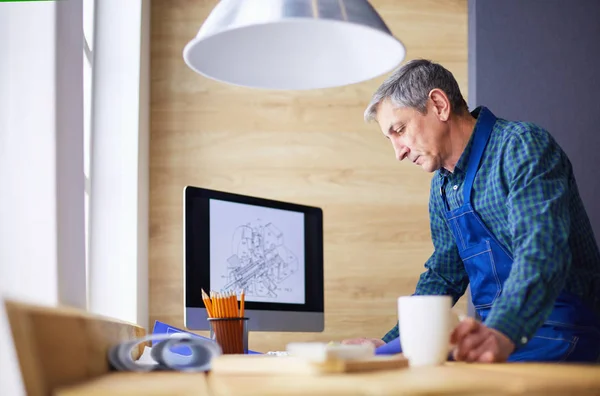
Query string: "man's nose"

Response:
xmin=393 ymin=142 xmax=409 ymax=161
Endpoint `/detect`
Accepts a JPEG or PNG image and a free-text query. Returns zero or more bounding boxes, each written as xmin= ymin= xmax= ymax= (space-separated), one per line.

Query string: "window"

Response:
xmin=83 ymin=0 xmax=95 ymax=308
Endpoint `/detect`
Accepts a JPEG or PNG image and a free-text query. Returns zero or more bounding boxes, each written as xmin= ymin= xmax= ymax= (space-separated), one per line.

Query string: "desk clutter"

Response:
xmin=107 ymin=318 xmax=408 ymax=374
xmin=211 ymin=344 xmax=409 ymax=375
xmin=106 ymin=288 xmax=409 ymax=374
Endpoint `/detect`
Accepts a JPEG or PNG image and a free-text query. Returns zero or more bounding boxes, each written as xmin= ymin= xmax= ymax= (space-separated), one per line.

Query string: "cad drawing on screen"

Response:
xmin=223 ymin=218 xmax=299 ymax=299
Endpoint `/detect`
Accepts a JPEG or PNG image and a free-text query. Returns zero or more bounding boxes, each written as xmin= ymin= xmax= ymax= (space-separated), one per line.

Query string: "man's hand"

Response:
xmin=340 ymin=337 xmax=385 ymax=348
xmin=450 ymin=317 xmax=515 ymax=363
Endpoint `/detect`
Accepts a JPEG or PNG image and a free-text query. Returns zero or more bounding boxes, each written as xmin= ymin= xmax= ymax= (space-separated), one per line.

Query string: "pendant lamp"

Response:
xmin=183 ymin=0 xmax=405 ymax=90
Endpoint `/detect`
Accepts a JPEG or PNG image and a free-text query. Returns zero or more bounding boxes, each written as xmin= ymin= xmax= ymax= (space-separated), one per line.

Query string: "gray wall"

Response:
xmin=469 ymin=0 xmax=600 ymax=245
xmin=467 ymin=0 xmax=600 ymax=318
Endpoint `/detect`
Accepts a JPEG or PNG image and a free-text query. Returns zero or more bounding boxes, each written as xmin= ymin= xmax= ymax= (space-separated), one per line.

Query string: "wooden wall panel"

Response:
xmin=150 ymin=0 xmax=468 ymax=353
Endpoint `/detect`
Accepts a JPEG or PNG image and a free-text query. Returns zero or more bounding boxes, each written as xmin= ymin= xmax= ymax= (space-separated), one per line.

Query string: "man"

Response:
xmin=343 ymin=59 xmax=600 ymax=363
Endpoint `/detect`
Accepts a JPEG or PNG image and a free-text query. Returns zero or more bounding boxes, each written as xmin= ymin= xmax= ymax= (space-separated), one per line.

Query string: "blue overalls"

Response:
xmin=377 ymin=108 xmax=600 ymax=362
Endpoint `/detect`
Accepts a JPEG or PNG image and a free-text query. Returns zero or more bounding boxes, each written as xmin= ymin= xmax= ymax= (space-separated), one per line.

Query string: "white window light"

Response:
xmin=83 ymin=0 xmax=95 ymax=310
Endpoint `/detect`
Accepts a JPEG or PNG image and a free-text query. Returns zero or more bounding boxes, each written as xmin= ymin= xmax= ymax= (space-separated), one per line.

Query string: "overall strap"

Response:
xmin=463 ymin=107 xmax=498 ymax=205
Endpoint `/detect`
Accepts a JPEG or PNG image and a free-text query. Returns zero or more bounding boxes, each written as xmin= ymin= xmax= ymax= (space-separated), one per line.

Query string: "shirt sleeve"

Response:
xmin=382 ymin=176 xmax=469 ymax=343
xmin=484 ymin=125 xmax=572 ymax=348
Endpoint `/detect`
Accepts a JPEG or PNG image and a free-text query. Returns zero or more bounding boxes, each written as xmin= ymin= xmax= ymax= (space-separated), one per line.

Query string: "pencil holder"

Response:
xmin=208 ymin=317 xmax=249 ymax=354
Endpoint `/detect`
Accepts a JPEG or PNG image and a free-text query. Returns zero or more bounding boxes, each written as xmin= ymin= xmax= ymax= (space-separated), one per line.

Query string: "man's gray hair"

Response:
xmin=364 ymin=59 xmax=467 ymax=123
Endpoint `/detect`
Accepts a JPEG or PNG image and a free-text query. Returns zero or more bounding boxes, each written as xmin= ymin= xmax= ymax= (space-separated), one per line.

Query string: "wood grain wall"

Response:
xmin=150 ymin=0 xmax=468 ymax=353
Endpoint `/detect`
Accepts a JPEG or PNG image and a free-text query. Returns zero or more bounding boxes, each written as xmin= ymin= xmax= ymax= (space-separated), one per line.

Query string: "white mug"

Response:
xmin=398 ymin=295 xmax=460 ymax=367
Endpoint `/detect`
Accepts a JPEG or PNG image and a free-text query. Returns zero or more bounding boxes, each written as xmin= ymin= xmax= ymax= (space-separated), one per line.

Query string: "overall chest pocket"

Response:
xmin=459 ymin=240 xmax=502 ymax=309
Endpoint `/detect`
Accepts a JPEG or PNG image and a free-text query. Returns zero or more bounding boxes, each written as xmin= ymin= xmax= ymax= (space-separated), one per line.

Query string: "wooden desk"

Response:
xmin=55 ymin=363 xmax=600 ymax=396
xmin=55 ymin=372 xmax=210 ymax=396
xmin=6 ymin=300 xmax=600 ymax=396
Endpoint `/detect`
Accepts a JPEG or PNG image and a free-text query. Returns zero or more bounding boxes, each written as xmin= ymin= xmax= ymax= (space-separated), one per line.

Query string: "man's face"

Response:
xmin=375 ymin=98 xmax=447 ymax=173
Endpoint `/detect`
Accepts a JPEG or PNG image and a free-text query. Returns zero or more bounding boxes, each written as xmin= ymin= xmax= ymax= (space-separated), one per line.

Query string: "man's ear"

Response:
xmin=428 ymin=88 xmax=451 ymax=122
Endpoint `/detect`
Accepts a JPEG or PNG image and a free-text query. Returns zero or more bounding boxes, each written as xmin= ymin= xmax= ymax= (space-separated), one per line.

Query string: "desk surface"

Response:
xmin=56 ymin=362 xmax=600 ymax=396
xmin=9 ymin=299 xmax=597 ymax=396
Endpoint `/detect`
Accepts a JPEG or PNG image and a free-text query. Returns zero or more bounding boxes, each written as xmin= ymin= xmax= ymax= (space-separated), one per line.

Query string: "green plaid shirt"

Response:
xmin=383 ymin=107 xmax=600 ymax=347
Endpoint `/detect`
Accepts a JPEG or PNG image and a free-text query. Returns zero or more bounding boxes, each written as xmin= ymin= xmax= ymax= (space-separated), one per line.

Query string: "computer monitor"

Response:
xmin=183 ymin=186 xmax=324 ymax=332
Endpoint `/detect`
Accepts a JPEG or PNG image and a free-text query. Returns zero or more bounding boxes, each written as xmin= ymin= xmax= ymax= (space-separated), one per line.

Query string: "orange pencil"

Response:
xmin=208 ymin=291 xmax=217 ymax=344
xmin=201 ymin=289 xmax=213 ymax=318
xmin=215 ymin=292 xmax=223 ymax=350
xmin=229 ymin=291 xmax=238 ymax=317
xmin=222 ymin=291 xmax=230 ymax=352
xmin=228 ymin=291 xmax=241 ymax=352
xmin=239 ymin=290 xmax=245 ymax=353
xmin=217 ymin=292 xmax=223 ymax=318
xmin=230 ymin=291 xmax=239 ymax=352
xmin=240 ymin=289 xmax=245 ymax=318
xmin=222 ymin=291 xmax=233 ymax=352
xmin=215 ymin=292 xmax=228 ymax=351
xmin=218 ymin=291 xmax=224 ymax=318
xmin=225 ymin=292 xmax=231 ymax=316
xmin=210 ymin=291 xmax=217 ymax=317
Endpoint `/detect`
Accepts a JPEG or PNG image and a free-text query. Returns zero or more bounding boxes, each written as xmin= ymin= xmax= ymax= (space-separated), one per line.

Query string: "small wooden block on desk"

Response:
xmin=210 ymin=354 xmax=409 ymax=375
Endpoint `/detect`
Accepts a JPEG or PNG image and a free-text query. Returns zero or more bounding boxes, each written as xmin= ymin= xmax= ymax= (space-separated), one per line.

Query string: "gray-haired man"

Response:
xmin=343 ymin=59 xmax=600 ymax=363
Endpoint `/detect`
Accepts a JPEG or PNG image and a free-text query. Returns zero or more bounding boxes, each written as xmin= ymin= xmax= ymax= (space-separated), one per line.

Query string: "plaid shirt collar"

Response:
xmin=439 ymin=106 xmax=486 ymax=178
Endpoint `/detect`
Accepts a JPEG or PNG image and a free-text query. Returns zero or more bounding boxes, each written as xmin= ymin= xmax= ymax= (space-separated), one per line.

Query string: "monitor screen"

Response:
xmin=184 ymin=186 xmax=324 ymax=332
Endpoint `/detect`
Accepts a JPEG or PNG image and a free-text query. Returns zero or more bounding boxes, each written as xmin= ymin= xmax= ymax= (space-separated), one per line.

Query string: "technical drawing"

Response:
xmin=223 ymin=219 xmax=298 ymax=298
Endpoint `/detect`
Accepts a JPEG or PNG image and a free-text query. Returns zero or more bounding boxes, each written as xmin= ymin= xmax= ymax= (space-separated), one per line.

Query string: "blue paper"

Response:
xmin=375 ymin=337 xmax=402 ymax=355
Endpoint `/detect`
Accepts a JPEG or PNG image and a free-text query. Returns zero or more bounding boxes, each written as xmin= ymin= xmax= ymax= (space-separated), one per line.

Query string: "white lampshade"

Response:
xmin=183 ymin=0 xmax=406 ymax=90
